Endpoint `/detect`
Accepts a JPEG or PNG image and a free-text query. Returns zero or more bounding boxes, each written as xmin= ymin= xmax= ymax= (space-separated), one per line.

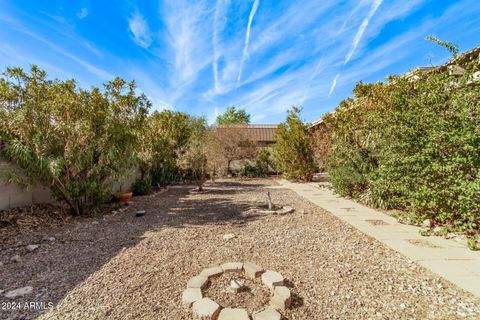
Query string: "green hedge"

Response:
xmin=324 ymin=53 xmax=480 ymax=231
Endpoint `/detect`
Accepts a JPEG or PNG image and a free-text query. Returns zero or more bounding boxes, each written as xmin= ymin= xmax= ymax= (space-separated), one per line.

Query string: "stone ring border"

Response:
xmin=182 ymin=262 xmax=292 ymax=320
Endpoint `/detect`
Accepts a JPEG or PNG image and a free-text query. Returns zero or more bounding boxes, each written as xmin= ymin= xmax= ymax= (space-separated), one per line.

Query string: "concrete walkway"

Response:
xmin=278 ymin=179 xmax=480 ymax=298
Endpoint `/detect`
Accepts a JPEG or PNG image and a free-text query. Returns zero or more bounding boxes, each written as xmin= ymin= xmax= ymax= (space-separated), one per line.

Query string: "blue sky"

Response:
xmin=0 ymin=1 xmax=479 ymax=124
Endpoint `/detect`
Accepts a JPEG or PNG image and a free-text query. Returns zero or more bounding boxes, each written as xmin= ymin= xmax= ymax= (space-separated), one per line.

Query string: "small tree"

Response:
xmin=177 ymin=117 xmax=208 ymax=191
xmin=273 ymin=107 xmax=316 ymax=181
xmin=0 ymin=66 xmax=149 ymax=215
xmin=216 ymin=106 xmax=250 ymax=125
xmin=209 ymin=125 xmax=256 ymax=175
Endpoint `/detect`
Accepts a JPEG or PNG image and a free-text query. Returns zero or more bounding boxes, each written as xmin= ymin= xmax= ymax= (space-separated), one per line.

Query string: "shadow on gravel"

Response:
xmin=0 ymin=179 xmax=268 ymax=320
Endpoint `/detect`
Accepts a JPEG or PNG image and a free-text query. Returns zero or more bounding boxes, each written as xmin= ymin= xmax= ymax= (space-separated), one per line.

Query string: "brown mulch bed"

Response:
xmin=1 ymin=179 xmax=479 ymax=320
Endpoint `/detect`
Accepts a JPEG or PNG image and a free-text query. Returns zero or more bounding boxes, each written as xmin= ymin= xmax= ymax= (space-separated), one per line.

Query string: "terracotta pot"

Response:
xmin=118 ymin=192 xmax=133 ymax=202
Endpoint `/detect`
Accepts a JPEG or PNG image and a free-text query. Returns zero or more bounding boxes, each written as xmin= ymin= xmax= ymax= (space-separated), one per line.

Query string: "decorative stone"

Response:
xmin=261 ymin=270 xmax=284 ymax=290
xmin=223 ymin=233 xmax=236 ymax=240
xmin=271 ymin=286 xmax=291 ymax=311
xmin=5 ymin=286 xmax=33 ymax=299
xmin=221 ymin=262 xmax=243 ymax=273
xmin=422 ymin=219 xmax=432 ymax=228
xmin=218 ymin=308 xmax=250 ymax=320
xmin=26 ymin=244 xmax=39 ymax=252
xmin=252 ymin=307 xmax=281 ymax=320
xmin=244 ymin=262 xmax=264 ymax=279
xmin=192 ymin=297 xmax=221 ymax=320
xmin=10 ymin=255 xmax=21 ymax=263
xmin=187 ymin=275 xmax=209 ymax=289
xmin=47 ymin=237 xmax=56 ymax=242
xmin=200 ymin=266 xmax=224 ymax=279
xmin=229 ymin=279 xmax=243 ymax=293
xmin=182 ymin=288 xmax=202 ymax=307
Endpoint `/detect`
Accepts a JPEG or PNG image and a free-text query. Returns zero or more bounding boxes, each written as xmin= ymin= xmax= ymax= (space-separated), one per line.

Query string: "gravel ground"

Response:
xmin=1 ymin=178 xmax=480 ymax=319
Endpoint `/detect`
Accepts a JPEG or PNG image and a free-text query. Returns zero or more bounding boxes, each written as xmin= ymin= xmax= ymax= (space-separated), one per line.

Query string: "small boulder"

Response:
xmin=223 ymin=233 xmax=236 ymax=240
xmin=422 ymin=219 xmax=432 ymax=228
xmin=229 ymin=279 xmax=243 ymax=293
xmin=10 ymin=255 xmax=21 ymax=263
xmin=5 ymin=286 xmax=33 ymax=299
xmin=26 ymin=244 xmax=39 ymax=252
xmin=192 ymin=298 xmax=221 ymax=320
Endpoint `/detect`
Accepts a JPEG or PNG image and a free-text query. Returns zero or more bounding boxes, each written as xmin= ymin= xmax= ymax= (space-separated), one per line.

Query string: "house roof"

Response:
xmin=217 ymin=124 xmax=279 ymax=142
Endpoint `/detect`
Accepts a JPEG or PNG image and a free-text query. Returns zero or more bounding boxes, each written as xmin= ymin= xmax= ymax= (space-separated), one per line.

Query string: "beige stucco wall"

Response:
xmin=0 ymin=155 xmax=55 ymax=210
xmin=0 ymin=156 xmax=140 ymax=211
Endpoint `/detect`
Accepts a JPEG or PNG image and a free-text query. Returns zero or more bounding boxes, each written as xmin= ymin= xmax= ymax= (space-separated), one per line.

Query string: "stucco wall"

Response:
xmin=0 ymin=156 xmax=55 ymax=210
xmin=0 ymin=156 xmax=140 ymax=211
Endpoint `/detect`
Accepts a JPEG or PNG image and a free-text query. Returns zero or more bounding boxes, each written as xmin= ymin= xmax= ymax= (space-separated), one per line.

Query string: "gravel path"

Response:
xmin=1 ymin=179 xmax=479 ymax=319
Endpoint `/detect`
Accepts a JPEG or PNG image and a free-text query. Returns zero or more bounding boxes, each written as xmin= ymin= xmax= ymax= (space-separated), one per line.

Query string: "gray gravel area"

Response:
xmin=1 ymin=179 xmax=479 ymax=319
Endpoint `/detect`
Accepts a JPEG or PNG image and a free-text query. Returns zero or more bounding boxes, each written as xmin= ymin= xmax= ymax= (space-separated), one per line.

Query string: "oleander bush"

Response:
xmin=324 ymin=51 xmax=480 ymax=231
xmin=0 ymin=66 xmax=149 ymax=215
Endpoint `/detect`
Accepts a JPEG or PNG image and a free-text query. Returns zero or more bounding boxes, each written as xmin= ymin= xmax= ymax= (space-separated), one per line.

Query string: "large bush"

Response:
xmin=0 ymin=66 xmax=149 ymax=215
xmin=273 ymin=107 xmax=317 ymax=181
xmin=324 ymin=53 xmax=480 ymax=231
xmin=138 ymin=110 xmax=198 ymax=187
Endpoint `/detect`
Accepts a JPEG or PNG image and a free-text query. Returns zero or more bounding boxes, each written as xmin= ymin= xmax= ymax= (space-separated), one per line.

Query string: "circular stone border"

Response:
xmin=181 ymin=262 xmax=292 ymax=320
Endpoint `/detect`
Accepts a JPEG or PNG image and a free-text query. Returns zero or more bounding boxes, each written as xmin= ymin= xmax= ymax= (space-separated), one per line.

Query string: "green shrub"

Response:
xmin=273 ymin=107 xmax=317 ymax=181
xmin=132 ymin=177 xmax=152 ymax=196
xmin=0 ymin=66 xmax=149 ymax=215
xmin=323 ymin=51 xmax=480 ymax=231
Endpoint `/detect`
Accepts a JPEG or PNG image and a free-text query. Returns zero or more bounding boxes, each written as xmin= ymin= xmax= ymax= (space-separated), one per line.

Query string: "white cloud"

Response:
xmin=328 ymin=73 xmax=340 ymax=97
xmin=128 ymin=11 xmax=152 ymax=48
xmin=77 ymin=8 xmax=88 ymax=19
xmin=213 ymin=0 xmax=231 ymax=93
xmin=344 ymin=0 xmax=383 ymax=64
xmin=236 ymin=0 xmax=260 ymax=86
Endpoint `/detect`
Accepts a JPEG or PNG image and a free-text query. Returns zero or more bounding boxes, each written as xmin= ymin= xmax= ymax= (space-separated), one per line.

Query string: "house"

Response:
xmin=217 ymin=124 xmax=279 ymax=147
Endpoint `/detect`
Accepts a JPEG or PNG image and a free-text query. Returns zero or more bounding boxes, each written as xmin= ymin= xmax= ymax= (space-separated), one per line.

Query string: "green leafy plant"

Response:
xmin=216 ymin=106 xmax=250 ymax=125
xmin=132 ymin=177 xmax=152 ymax=196
xmin=321 ymin=47 xmax=480 ymax=232
xmin=0 ymin=66 xmax=149 ymax=215
xmin=425 ymin=36 xmax=459 ymax=59
xmin=273 ymin=107 xmax=317 ymax=181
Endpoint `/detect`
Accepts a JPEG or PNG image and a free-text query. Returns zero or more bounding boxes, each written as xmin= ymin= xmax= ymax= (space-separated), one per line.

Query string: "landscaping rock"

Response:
xmin=229 ymin=279 xmax=243 ymax=293
xmin=10 ymin=255 xmax=21 ymax=263
xmin=271 ymin=286 xmax=291 ymax=311
xmin=187 ymin=275 xmax=209 ymax=289
xmin=26 ymin=244 xmax=39 ymax=252
xmin=221 ymin=262 xmax=243 ymax=273
xmin=244 ymin=262 xmax=264 ymax=279
xmin=181 ymin=288 xmax=202 ymax=307
xmin=4 ymin=286 xmax=33 ymax=299
xmin=192 ymin=297 xmax=221 ymax=320
xmin=135 ymin=210 xmax=146 ymax=217
xmin=200 ymin=266 xmax=224 ymax=279
xmin=222 ymin=233 xmax=236 ymax=240
xmin=422 ymin=219 xmax=432 ymax=228
xmin=252 ymin=307 xmax=281 ymax=320
xmin=261 ymin=270 xmax=284 ymax=290
xmin=218 ymin=308 xmax=250 ymax=320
